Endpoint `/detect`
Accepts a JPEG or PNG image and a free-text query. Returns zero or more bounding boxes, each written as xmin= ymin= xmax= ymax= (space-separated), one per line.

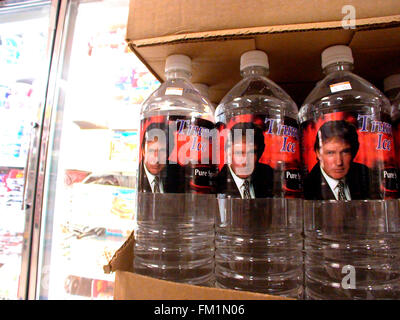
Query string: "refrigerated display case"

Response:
xmin=25 ymin=0 xmax=159 ymax=299
xmin=0 ymin=0 xmax=54 ymax=300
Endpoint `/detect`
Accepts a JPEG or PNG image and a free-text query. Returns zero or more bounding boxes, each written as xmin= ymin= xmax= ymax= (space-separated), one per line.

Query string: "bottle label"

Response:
xmin=165 ymin=87 xmax=183 ymax=96
xmin=393 ymin=117 xmax=400 ymax=169
xmin=216 ymin=114 xmax=302 ymax=199
xmin=138 ymin=115 xmax=216 ymax=194
xmin=301 ymin=111 xmax=398 ymax=200
xmin=330 ymin=81 xmax=352 ymax=93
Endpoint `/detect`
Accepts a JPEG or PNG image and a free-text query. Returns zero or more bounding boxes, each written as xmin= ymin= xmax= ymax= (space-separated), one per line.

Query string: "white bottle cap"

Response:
xmin=165 ymin=54 xmax=192 ymax=73
xmin=384 ymin=74 xmax=400 ymax=92
xmin=193 ymin=83 xmax=210 ymax=99
xmin=321 ymin=45 xmax=354 ymax=69
xmin=240 ymin=50 xmax=269 ymax=71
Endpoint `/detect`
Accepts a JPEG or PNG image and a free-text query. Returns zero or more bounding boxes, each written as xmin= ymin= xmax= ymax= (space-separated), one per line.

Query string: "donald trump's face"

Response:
xmin=143 ymin=138 xmax=166 ymax=175
xmin=316 ymin=137 xmax=352 ymax=180
xmin=230 ymin=139 xmax=257 ymax=179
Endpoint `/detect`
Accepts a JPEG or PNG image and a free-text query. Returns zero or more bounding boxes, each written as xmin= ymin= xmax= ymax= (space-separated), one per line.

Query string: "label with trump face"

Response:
xmin=300 ymin=111 xmax=398 ymax=200
xmin=138 ymin=115 xmax=216 ymax=194
xmin=215 ymin=114 xmax=302 ymax=199
xmin=392 ymin=112 xmax=400 ymax=173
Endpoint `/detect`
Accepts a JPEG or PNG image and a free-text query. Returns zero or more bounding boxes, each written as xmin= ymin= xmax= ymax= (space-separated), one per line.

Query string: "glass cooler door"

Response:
xmin=30 ymin=0 xmax=159 ymax=299
xmin=0 ymin=0 xmax=55 ymax=300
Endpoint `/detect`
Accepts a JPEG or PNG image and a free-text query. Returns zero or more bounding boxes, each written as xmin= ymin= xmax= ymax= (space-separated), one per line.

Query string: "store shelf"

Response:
xmin=61 ymin=237 xmax=123 ymax=279
xmin=0 ymin=162 xmax=25 ymax=169
xmin=72 ymin=120 xmax=109 ymax=130
xmin=0 ymin=208 xmax=25 ymax=233
xmin=64 ymin=162 xmax=138 ymax=174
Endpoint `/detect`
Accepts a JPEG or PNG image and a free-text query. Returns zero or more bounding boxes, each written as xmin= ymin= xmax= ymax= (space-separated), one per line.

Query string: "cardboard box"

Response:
xmin=126 ymin=0 xmax=400 ymax=105
xmin=127 ymin=0 xmax=400 ymax=40
xmin=104 ymin=231 xmax=291 ymax=300
xmin=108 ymin=0 xmax=400 ymax=300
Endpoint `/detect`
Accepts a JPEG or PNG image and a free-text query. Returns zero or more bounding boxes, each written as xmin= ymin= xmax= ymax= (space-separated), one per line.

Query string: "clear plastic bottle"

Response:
xmin=133 ymin=54 xmax=216 ymax=286
xmin=193 ymin=82 xmax=210 ymax=99
xmin=214 ymin=50 xmax=303 ymax=298
xmin=193 ymin=82 xmax=217 ymax=109
xmin=215 ymin=50 xmax=302 ymax=199
xmin=304 ymin=199 xmax=400 ymax=300
xmin=384 ymin=74 xmax=400 ymax=170
xmin=384 ymin=74 xmax=400 ymax=103
xmin=301 ymin=45 xmax=400 ymax=300
xmin=299 ymin=45 xmax=398 ymax=200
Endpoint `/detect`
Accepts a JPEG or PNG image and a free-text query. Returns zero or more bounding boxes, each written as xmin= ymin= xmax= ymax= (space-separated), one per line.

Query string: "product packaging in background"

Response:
xmin=110 ymin=130 xmax=139 ymax=163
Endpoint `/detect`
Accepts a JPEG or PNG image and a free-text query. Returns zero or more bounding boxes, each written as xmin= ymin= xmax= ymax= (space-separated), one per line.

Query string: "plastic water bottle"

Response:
xmin=300 ymin=45 xmax=400 ymax=300
xmin=193 ymin=82 xmax=217 ymax=110
xmin=299 ymin=45 xmax=398 ymax=201
xmin=384 ymin=74 xmax=400 ymax=103
xmin=384 ymin=74 xmax=400 ymax=170
xmin=214 ymin=50 xmax=303 ymax=298
xmin=133 ymin=54 xmax=216 ymax=286
xmin=215 ymin=50 xmax=302 ymax=199
xmin=304 ymin=200 xmax=400 ymax=300
xmin=193 ymin=83 xmax=211 ymax=100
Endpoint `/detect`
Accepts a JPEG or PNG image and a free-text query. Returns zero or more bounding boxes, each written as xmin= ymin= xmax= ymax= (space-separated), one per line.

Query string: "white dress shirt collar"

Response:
xmin=320 ymin=166 xmax=351 ymax=200
xmin=228 ymin=165 xmax=255 ymax=199
xmin=144 ymin=165 xmax=164 ymax=193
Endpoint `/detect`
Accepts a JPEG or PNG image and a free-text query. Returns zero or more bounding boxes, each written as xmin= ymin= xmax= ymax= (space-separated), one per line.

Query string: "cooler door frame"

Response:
xmin=22 ymin=0 xmax=78 ymax=300
xmin=24 ymin=0 xmax=104 ymax=300
xmin=0 ymin=0 xmax=60 ymax=300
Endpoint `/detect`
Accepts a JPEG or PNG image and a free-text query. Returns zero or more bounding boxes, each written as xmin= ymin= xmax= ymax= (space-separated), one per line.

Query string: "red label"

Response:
xmin=216 ymin=114 xmax=302 ymax=198
xmin=301 ymin=111 xmax=398 ymax=200
xmin=138 ymin=116 xmax=216 ymax=194
xmin=393 ymin=118 xmax=400 ymax=169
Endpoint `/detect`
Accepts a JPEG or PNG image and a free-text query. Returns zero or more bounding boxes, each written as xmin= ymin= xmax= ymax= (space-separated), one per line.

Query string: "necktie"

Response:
xmin=242 ymin=180 xmax=251 ymax=199
xmin=153 ymin=176 xmax=160 ymax=193
xmin=337 ymin=180 xmax=346 ymax=200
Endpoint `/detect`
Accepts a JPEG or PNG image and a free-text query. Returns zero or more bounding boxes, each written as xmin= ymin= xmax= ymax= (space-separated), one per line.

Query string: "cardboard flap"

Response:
xmin=114 ymin=271 xmax=292 ymax=300
xmin=126 ymin=0 xmax=400 ymax=104
xmin=129 ymin=23 xmax=400 ymax=104
xmin=350 ymin=26 xmax=400 ymax=82
xmin=129 ymin=16 xmax=400 ymax=47
xmin=103 ymin=231 xmax=135 ymax=274
xmin=127 ymin=0 xmax=400 ymax=42
xmin=106 ymin=231 xmax=293 ymax=300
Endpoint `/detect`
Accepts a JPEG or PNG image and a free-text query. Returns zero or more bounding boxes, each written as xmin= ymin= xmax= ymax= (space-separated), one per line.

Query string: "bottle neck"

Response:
xmin=165 ymin=69 xmax=191 ymax=81
xmin=240 ymin=66 xmax=269 ymax=78
xmin=323 ymin=62 xmax=354 ymax=75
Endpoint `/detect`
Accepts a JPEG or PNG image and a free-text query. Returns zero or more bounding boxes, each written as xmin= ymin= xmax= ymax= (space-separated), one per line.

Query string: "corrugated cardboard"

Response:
xmin=104 ymin=231 xmax=291 ymax=300
xmin=127 ymin=0 xmax=400 ymax=41
xmin=126 ymin=0 xmax=400 ymax=104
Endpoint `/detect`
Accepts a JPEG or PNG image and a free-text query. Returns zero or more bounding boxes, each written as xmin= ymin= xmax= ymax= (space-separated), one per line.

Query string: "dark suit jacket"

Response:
xmin=216 ymin=163 xmax=274 ymax=198
xmin=303 ymin=162 xmax=371 ymax=200
xmin=138 ymin=162 xmax=185 ymax=193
